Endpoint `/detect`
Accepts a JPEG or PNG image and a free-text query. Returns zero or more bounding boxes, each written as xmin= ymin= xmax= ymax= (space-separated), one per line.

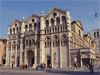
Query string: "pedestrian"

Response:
xmin=89 ymin=63 xmax=94 ymax=73
xmin=12 ymin=64 xmax=13 ymax=69
xmin=42 ymin=64 xmax=45 ymax=70
xmin=36 ymin=64 xmax=39 ymax=70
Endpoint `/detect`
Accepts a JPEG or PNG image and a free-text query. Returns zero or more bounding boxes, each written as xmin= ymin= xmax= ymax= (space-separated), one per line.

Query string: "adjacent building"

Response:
xmin=6 ymin=8 xmax=99 ymax=68
xmin=0 ymin=38 xmax=7 ymax=65
xmin=92 ymin=29 xmax=100 ymax=56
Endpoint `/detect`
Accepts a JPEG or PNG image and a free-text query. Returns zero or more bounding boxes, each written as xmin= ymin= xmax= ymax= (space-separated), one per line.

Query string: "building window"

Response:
xmin=53 ymin=13 xmax=57 ymax=17
xmin=62 ymin=16 xmax=66 ymax=25
xmin=51 ymin=19 xmax=54 ymax=26
xmin=53 ymin=35 xmax=59 ymax=47
xmin=45 ymin=36 xmax=51 ymax=48
xmin=26 ymin=40 xmax=28 ymax=46
xmin=56 ymin=17 xmax=60 ymax=25
xmin=15 ymin=24 xmax=17 ymax=27
xmin=61 ymin=34 xmax=67 ymax=46
xmin=45 ymin=20 xmax=49 ymax=27
xmin=25 ymin=25 xmax=28 ymax=30
xmin=94 ymin=32 xmax=96 ymax=37
xmin=16 ymin=27 xmax=18 ymax=33
xmin=32 ymin=19 xmax=34 ymax=22
xmin=13 ymin=28 xmax=15 ymax=33
xmin=10 ymin=29 xmax=12 ymax=34
xmin=29 ymin=40 xmax=31 ymax=47
xmin=32 ymin=39 xmax=35 ymax=46
xmin=29 ymin=24 xmax=32 ymax=29
xmin=34 ymin=23 xmax=37 ymax=30
xmin=97 ymin=32 xmax=99 ymax=37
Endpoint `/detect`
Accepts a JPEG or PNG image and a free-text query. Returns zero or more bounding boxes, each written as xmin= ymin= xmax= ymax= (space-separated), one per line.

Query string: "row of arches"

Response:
xmin=45 ymin=34 xmax=68 ymax=48
xmin=8 ymin=40 xmax=20 ymax=50
xmin=45 ymin=25 xmax=67 ymax=34
xmin=10 ymin=26 xmax=21 ymax=34
xmin=25 ymin=39 xmax=35 ymax=47
xmin=25 ymin=22 xmax=40 ymax=31
xmin=45 ymin=16 xmax=66 ymax=27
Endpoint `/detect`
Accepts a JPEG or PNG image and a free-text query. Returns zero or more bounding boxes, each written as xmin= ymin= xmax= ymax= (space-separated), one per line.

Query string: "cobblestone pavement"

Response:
xmin=0 ymin=66 xmax=100 ymax=75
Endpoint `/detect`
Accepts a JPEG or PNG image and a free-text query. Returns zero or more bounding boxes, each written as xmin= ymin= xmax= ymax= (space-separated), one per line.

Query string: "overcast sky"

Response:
xmin=0 ymin=0 xmax=100 ymax=39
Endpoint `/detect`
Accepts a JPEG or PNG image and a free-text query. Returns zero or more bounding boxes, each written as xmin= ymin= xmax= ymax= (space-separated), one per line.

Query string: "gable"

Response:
xmin=25 ymin=14 xmax=40 ymax=25
xmin=24 ymin=30 xmax=35 ymax=36
xmin=72 ymin=20 xmax=84 ymax=31
xmin=9 ymin=19 xmax=21 ymax=27
xmin=45 ymin=8 xmax=66 ymax=19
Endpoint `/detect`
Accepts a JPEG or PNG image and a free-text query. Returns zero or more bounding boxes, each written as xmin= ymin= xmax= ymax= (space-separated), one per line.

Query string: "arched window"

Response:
xmin=26 ymin=40 xmax=28 ymax=46
xmin=15 ymin=24 xmax=17 ymax=27
xmin=32 ymin=39 xmax=35 ymax=46
xmin=61 ymin=34 xmax=67 ymax=46
xmin=45 ymin=29 xmax=46 ymax=34
xmin=45 ymin=36 xmax=51 ymax=48
xmin=79 ymin=30 xmax=81 ymax=36
xmin=32 ymin=19 xmax=34 ymax=22
xmin=53 ymin=13 xmax=57 ymax=17
xmin=25 ymin=25 xmax=28 ymax=30
xmin=29 ymin=24 xmax=32 ymax=29
xmin=34 ymin=23 xmax=37 ymax=30
xmin=97 ymin=32 xmax=99 ymax=37
xmin=13 ymin=28 xmax=15 ymax=33
xmin=62 ymin=16 xmax=66 ymax=25
xmin=94 ymin=32 xmax=96 ymax=37
xmin=53 ymin=35 xmax=59 ymax=47
xmin=16 ymin=27 xmax=18 ymax=33
xmin=52 ymin=27 xmax=54 ymax=33
xmin=10 ymin=29 xmax=12 ymax=34
xmin=56 ymin=17 xmax=60 ymax=25
xmin=51 ymin=19 xmax=54 ymax=26
xmin=55 ymin=26 xmax=57 ymax=32
xmin=29 ymin=40 xmax=31 ymax=47
xmin=45 ymin=20 xmax=49 ymax=27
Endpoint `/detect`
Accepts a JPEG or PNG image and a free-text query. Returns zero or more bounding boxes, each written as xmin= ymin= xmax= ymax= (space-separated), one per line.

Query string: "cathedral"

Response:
xmin=6 ymin=8 xmax=99 ymax=68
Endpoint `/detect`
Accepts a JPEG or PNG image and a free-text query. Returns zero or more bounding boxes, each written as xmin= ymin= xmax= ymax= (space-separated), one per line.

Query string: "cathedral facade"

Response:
xmin=6 ymin=8 xmax=99 ymax=68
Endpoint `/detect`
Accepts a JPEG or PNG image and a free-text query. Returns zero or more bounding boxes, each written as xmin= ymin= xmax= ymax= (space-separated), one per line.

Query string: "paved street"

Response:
xmin=0 ymin=66 xmax=100 ymax=75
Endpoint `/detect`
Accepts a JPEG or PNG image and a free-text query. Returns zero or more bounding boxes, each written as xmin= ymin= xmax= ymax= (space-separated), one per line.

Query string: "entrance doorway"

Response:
xmin=47 ymin=56 xmax=51 ymax=67
xmin=27 ymin=50 xmax=34 ymax=67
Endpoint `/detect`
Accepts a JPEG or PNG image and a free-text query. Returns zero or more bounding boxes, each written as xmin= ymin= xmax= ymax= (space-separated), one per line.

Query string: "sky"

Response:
xmin=0 ymin=0 xmax=100 ymax=39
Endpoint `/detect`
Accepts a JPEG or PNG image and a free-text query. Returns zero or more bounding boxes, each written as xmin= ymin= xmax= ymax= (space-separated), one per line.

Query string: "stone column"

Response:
xmin=10 ymin=41 xmax=13 ymax=67
xmin=59 ymin=35 xmax=62 ymax=68
xmin=34 ymin=46 xmax=37 ymax=65
xmin=66 ymin=10 xmax=71 ymax=67
xmin=6 ymin=41 xmax=10 ymax=66
xmin=54 ymin=18 xmax=56 ymax=26
xmin=60 ymin=16 xmax=62 ymax=25
xmin=40 ymin=11 xmax=45 ymax=64
xmin=20 ymin=38 xmax=23 ymax=65
xmin=51 ymin=37 xmax=53 ymax=68
xmin=25 ymin=51 xmax=28 ymax=65
xmin=15 ymin=42 xmax=17 ymax=67
xmin=49 ymin=19 xmax=51 ymax=26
